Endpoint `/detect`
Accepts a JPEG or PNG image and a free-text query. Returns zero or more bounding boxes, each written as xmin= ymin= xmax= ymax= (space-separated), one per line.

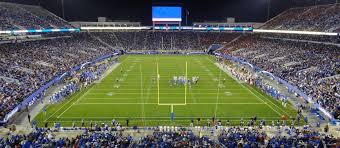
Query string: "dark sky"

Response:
xmin=1 ymin=0 xmax=338 ymax=25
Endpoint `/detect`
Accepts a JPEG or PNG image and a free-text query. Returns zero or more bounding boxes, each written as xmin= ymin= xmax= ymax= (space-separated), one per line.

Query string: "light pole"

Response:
xmin=61 ymin=0 xmax=65 ymax=19
xmin=267 ymin=0 xmax=271 ymax=21
xmin=185 ymin=8 xmax=189 ymax=26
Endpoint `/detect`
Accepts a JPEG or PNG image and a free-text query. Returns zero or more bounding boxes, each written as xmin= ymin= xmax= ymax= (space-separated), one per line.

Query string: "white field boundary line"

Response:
xmin=55 ymin=56 xmax=129 ymax=118
xmin=213 ymin=62 xmax=283 ymax=116
xmin=116 ymin=55 xmax=130 ymax=65
xmin=102 ymin=56 xmax=130 ymax=77
xmin=95 ymin=63 xmax=121 ymax=83
xmin=76 ymin=103 xmax=265 ymax=105
xmin=58 ymin=116 xmax=280 ymax=119
xmin=245 ymin=84 xmax=291 ymax=117
xmin=57 ymin=88 xmax=92 ymax=118
xmin=208 ymin=57 xmax=291 ymax=116
xmin=208 ymin=57 xmax=282 ymax=115
xmin=204 ymin=57 xmax=280 ymax=117
xmin=43 ymin=89 xmax=86 ymax=122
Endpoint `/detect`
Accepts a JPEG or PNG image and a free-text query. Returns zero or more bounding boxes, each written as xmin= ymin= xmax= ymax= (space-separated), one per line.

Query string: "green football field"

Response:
xmin=35 ymin=55 xmax=297 ymax=127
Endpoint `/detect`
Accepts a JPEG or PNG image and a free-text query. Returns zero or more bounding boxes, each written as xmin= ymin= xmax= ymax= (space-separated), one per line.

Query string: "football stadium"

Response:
xmin=0 ymin=0 xmax=339 ymax=147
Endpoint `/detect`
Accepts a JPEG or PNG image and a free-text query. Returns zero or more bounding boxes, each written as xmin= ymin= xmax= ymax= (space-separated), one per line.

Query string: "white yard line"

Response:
xmin=96 ymin=84 xmax=242 ymax=86
xmin=77 ymin=102 xmax=265 ymax=105
xmin=91 ymin=88 xmax=247 ymax=90
xmin=58 ymin=116 xmax=280 ymax=119
xmin=87 ymin=92 xmax=252 ymax=95
xmin=214 ymin=69 xmax=222 ymax=117
xmin=49 ymin=119 xmax=281 ymax=123
xmin=101 ymin=79 xmax=235 ymax=81
xmin=140 ymin=64 xmax=145 ymax=126
xmin=103 ymin=73 xmax=232 ymax=76
xmin=82 ymin=98 xmax=259 ymax=100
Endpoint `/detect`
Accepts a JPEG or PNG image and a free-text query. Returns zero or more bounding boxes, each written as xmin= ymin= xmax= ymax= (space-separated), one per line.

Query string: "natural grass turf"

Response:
xmin=34 ymin=55 xmax=297 ymax=127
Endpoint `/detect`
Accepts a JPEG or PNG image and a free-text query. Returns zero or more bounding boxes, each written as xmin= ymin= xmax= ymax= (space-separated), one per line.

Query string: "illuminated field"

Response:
xmin=35 ymin=55 xmax=297 ymax=126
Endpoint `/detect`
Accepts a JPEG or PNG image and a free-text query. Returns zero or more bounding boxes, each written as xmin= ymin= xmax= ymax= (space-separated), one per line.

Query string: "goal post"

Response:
xmin=157 ymin=61 xmax=188 ymax=106
xmin=157 ymin=61 xmax=188 ymax=121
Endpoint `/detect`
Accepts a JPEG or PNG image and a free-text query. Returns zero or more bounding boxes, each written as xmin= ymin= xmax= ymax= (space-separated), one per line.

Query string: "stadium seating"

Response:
xmin=0 ymin=31 xmax=242 ymax=122
xmin=0 ymin=2 xmax=339 ymax=146
xmin=0 ymin=128 xmax=132 ymax=147
xmin=0 ymin=126 xmax=338 ymax=147
xmin=259 ymin=33 xmax=340 ymax=44
xmin=135 ymin=129 xmax=217 ymax=147
xmin=222 ymin=34 xmax=339 ymax=119
xmin=0 ymin=2 xmax=72 ymax=30
xmin=261 ymin=4 xmax=340 ymax=32
xmin=219 ymin=126 xmax=338 ymax=147
xmin=0 ymin=33 xmax=112 ymax=121
xmin=92 ymin=32 xmax=240 ymax=51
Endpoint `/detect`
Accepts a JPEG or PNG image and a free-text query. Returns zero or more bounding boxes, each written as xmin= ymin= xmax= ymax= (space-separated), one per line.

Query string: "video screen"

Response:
xmin=152 ymin=6 xmax=182 ymax=21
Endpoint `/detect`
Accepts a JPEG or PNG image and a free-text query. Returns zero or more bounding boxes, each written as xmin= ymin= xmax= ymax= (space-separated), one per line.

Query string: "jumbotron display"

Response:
xmin=152 ymin=6 xmax=182 ymax=22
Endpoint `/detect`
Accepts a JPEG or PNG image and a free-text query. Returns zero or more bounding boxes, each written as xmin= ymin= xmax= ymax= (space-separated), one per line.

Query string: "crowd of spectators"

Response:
xmin=260 ymin=33 xmax=340 ymax=44
xmin=0 ymin=2 xmax=72 ymax=30
xmin=0 ymin=126 xmax=338 ymax=147
xmin=135 ymin=129 xmax=217 ymax=147
xmin=0 ymin=30 xmax=241 ymax=122
xmin=0 ymin=33 xmax=113 ymax=121
xmin=222 ymin=34 xmax=339 ymax=119
xmin=261 ymin=4 xmax=340 ymax=32
xmin=93 ymin=31 xmax=240 ymax=51
xmin=0 ymin=1 xmax=339 ymax=147
xmin=219 ymin=126 xmax=338 ymax=147
xmin=0 ymin=128 xmax=132 ymax=147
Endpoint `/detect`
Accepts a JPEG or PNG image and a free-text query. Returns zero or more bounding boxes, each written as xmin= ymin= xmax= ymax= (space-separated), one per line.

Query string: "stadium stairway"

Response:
xmin=89 ymin=33 xmax=117 ymax=50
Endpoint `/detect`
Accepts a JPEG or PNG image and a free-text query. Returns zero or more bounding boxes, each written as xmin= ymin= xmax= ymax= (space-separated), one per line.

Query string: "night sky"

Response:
xmin=1 ymin=0 xmax=338 ymax=25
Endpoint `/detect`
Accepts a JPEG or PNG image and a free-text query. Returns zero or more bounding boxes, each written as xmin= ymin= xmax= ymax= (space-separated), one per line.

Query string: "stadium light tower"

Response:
xmin=61 ymin=0 xmax=65 ymax=19
xmin=267 ymin=0 xmax=271 ymax=21
xmin=185 ymin=8 xmax=189 ymax=26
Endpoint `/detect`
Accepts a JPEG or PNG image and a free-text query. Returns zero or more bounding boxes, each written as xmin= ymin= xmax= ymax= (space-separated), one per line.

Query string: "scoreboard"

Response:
xmin=152 ymin=6 xmax=182 ymax=22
